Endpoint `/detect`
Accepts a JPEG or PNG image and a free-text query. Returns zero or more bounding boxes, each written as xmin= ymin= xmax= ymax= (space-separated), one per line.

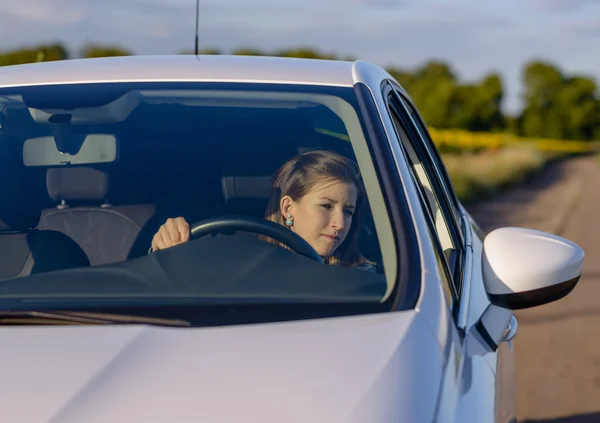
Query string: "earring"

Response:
xmin=285 ymin=213 xmax=294 ymax=226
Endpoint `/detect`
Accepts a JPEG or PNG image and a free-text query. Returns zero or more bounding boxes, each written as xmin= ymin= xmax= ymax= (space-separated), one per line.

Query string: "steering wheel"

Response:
xmin=190 ymin=216 xmax=324 ymax=263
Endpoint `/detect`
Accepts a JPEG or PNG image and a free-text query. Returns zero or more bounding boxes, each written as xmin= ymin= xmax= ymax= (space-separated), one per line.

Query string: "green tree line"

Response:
xmin=2 ymin=43 xmax=599 ymax=141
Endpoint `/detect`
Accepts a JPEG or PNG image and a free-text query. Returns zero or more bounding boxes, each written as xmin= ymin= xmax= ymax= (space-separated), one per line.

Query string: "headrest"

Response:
xmin=0 ymin=140 xmax=42 ymax=231
xmin=221 ymin=114 xmax=317 ymax=205
xmin=222 ymin=175 xmax=275 ymax=204
xmin=46 ymin=167 xmax=109 ymax=203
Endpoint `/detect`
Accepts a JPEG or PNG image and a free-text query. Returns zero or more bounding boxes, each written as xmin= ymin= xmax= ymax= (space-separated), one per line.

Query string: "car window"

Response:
xmin=0 ymin=81 xmax=400 ymax=323
xmin=395 ymin=93 xmax=464 ymax=239
xmin=385 ymin=90 xmax=460 ymax=302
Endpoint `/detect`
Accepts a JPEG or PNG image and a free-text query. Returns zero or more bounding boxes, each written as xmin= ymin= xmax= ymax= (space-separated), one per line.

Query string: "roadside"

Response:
xmin=466 ymin=155 xmax=600 ymax=422
xmin=466 ymin=155 xmax=588 ymax=236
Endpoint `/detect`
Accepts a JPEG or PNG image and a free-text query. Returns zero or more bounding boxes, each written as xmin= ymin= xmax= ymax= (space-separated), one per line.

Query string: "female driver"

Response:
xmin=151 ymin=150 xmax=375 ymax=270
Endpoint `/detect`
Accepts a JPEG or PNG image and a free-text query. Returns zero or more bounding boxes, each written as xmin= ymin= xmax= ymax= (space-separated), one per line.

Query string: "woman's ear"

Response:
xmin=280 ymin=195 xmax=295 ymax=221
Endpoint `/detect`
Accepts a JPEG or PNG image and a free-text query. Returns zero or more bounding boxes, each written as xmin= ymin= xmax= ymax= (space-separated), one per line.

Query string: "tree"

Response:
xmin=558 ymin=76 xmax=599 ymax=140
xmin=178 ymin=48 xmax=221 ymax=55
xmin=520 ymin=61 xmax=564 ymax=138
xmin=231 ymin=47 xmax=266 ymax=56
xmin=198 ymin=48 xmax=221 ymax=55
xmin=386 ymin=67 xmax=414 ymax=90
xmin=522 ymin=61 xmax=563 ymax=109
xmin=0 ymin=43 xmax=68 ymax=66
xmin=397 ymin=61 xmax=458 ymax=128
xmin=80 ymin=44 xmax=132 ymax=58
xmin=519 ymin=60 xmax=600 ymax=140
xmin=274 ymin=47 xmax=337 ymax=60
xmin=471 ymin=73 xmax=505 ymax=131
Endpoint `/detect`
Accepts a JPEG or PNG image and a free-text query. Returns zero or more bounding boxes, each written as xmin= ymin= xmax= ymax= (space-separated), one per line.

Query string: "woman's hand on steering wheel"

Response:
xmin=151 ymin=215 xmax=322 ymax=263
xmin=151 ymin=217 xmax=190 ymax=252
xmin=190 ymin=216 xmax=323 ymax=263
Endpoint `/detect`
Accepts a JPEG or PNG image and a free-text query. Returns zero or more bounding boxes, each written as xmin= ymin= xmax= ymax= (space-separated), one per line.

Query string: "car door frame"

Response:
xmin=385 ymin=82 xmax=465 ymax=314
xmin=381 ymin=80 xmax=516 ymax=422
xmin=389 ymin=87 xmax=518 ymax=422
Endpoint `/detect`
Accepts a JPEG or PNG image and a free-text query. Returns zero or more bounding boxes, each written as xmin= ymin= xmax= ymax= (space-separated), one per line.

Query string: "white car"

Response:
xmin=0 ymin=55 xmax=584 ymax=423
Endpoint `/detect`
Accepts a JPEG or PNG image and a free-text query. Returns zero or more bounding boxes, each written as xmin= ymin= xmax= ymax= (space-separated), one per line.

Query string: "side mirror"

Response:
xmin=471 ymin=227 xmax=584 ymax=354
xmin=483 ymin=227 xmax=583 ymax=309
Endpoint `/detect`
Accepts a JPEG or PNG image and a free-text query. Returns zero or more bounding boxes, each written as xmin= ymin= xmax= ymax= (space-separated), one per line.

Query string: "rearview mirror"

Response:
xmin=23 ymin=134 xmax=118 ymax=167
xmin=482 ymin=227 xmax=584 ymax=310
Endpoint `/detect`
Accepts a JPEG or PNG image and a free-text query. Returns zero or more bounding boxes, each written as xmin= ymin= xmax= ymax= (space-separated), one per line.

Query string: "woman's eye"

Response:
xmin=320 ymin=204 xmax=332 ymax=210
xmin=344 ymin=210 xmax=354 ymax=217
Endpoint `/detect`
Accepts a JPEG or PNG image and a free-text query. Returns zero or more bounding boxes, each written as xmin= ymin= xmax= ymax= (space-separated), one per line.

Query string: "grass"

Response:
xmin=431 ymin=128 xmax=599 ymax=204
xmin=429 ymin=127 xmax=595 ymax=155
xmin=442 ymin=146 xmax=565 ymax=204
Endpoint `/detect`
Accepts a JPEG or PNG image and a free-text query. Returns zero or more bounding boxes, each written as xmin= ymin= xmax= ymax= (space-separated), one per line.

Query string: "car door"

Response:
xmin=382 ymin=81 xmax=516 ymax=422
xmin=390 ymin=88 xmax=518 ymax=423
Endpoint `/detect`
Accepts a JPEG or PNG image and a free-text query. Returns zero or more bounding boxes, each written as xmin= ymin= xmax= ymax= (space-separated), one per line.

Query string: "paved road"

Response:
xmin=467 ymin=155 xmax=600 ymax=423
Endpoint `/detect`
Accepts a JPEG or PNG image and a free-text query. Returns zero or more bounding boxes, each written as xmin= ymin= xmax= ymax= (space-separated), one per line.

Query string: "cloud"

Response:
xmin=0 ymin=1 xmax=85 ymax=25
xmin=530 ymin=0 xmax=597 ymax=12
xmin=350 ymin=0 xmax=405 ymax=7
xmin=568 ymin=21 xmax=600 ymax=37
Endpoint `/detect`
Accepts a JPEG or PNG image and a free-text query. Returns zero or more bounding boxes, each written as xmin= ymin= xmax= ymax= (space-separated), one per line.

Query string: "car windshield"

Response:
xmin=0 ymin=81 xmax=398 ymax=324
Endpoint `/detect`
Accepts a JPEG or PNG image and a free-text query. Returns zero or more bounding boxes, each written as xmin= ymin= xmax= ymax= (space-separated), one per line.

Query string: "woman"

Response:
xmin=151 ymin=150 xmax=376 ymax=270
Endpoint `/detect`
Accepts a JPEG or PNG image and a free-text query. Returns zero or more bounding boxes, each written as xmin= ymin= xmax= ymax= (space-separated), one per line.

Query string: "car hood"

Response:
xmin=0 ymin=311 xmax=444 ymax=423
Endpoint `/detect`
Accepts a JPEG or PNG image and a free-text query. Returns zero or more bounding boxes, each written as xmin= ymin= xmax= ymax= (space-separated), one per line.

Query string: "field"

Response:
xmin=429 ymin=128 xmax=598 ymax=203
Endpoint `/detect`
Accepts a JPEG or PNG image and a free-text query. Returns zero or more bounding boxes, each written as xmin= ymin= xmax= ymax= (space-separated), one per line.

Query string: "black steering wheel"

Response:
xmin=190 ymin=216 xmax=324 ymax=263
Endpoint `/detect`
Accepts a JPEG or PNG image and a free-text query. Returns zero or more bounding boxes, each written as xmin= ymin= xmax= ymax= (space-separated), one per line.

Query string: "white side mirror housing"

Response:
xmin=482 ymin=227 xmax=584 ymax=309
xmin=471 ymin=227 xmax=584 ymax=354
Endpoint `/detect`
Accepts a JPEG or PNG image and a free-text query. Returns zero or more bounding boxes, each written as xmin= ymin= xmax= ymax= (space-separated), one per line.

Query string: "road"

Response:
xmin=467 ymin=155 xmax=600 ymax=423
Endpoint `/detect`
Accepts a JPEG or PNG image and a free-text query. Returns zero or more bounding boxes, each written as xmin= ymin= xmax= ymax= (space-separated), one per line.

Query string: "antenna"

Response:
xmin=194 ymin=0 xmax=200 ymax=55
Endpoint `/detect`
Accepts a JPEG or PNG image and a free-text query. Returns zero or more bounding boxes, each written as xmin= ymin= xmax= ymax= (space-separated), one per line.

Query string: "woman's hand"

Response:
xmin=151 ymin=217 xmax=191 ymax=251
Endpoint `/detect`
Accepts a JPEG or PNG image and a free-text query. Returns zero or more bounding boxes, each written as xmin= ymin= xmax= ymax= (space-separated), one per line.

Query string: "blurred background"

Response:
xmin=2 ymin=1 xmax=600 ymax=421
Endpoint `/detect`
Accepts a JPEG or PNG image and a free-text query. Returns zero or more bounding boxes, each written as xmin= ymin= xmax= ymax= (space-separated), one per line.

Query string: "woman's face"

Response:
xmin=281 ymin=179 xmax=358 ymax=258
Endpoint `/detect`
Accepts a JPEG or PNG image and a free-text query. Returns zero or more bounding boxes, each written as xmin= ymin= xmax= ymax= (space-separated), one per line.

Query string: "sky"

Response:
xmin=1 ymin=0 xmax=599 ymax=113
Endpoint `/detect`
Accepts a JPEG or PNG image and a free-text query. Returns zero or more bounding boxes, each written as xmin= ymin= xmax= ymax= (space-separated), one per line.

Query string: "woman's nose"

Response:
xmin=331 ymin=209 xmax=345 ymax=231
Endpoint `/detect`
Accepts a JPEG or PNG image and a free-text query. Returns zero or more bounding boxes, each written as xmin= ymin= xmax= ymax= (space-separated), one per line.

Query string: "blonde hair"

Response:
xmin=263 ymin=150 xmax=374 ymax=268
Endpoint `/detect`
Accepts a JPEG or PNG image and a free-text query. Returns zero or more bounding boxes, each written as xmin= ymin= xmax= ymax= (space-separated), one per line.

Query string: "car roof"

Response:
xmin=0 ymin=54 xmax=374 ymax=89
